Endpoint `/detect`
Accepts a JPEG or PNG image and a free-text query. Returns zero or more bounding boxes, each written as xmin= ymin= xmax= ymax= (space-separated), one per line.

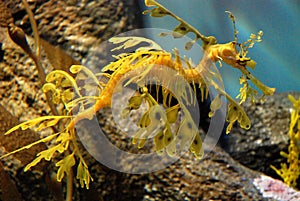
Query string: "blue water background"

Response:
xmin=140 ymin=0 xmax=300 ymax=96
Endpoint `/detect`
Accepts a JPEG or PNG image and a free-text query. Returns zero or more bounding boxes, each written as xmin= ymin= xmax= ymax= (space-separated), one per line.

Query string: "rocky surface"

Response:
xmin=0 ymin=0 xmax=298 ymax=201
xmin=5 ymin=0 xmax=142 ymax=62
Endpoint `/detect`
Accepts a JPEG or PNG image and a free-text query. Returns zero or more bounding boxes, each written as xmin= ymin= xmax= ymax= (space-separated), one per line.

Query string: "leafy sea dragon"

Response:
xmin=0 ymin=0 xmax=275 ymax=189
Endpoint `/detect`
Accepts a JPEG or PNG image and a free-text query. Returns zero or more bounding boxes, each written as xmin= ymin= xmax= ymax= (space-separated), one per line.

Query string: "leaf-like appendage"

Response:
xmin=24 ymin=144 xmax=64 ymax=172
xmin=70 ymin=65 xmax=100 ymax=89
xmin=128 ymin=95 xmax=143 ymax=110
xmin=56 ymin=132 xmax=70 ymax=143
xmin=153 ymin=126 xmax=175 ymax=156
xmin=137 ymin=111 xmax=151 ymax=128
xmin=226 ymin=102 xmax=251 ymax=134
xmin=189 ymin=133 xmax=204 ymax=159
xmin=42 ymin=83 xmax=57 ymax=93
xmin=133 ymin=105 xmax=166 ymax=148
xmin=166 ymin=104 xmax=179 ymax=123
xmin=43 ymin=83 xmax=62 ymax=104
xmin=4 ymin=116 xmax=69 ymax=135
xmin=46 ymin=70 xmax=81 ymax=97
xmin=144 ymin=7 xmax=170 ymax=17
xmin=56 ymin=154 xmax=75 ymax=182
xmin=238 ymin=67 xmax=275 ymax=96
xmin=143 ymin=0 xmax=170 ymax=16
xmin=144 ymin=0 xmax=156 ymax=6
xmin=153 ymin=130 xmax=164 ymax=154
xmin=185 ymin=39 xmax=197 ymax=50
xmin=173 ymin=23 xmax=191 ymax=38
xmin=239 ymin=111 xmax=251 ymax=130
xmin=236 ymin=76 xmax=258 ymax=104
xmin=175 ymin=114 xmax=198 ymax=151
xmin=0 ymin=133 xmax=59 ymax=161
xmin=24 ymin=155 xmax=44 ymax=172
xmin=35 ymin=118 xmax=61 ymax=131
xmin=61 ymin=89 xmax=75 ymax=103
xmin=77 ymin=161 xmax=93 ymax=189
xmin=109 ymin=36 xmax=162 ymax=52
xmin=143 ymin=0 xmax=209 ymax=48
xmin=209 ymin=94 xmax=222 ymax=117
xmin=163 ymin=127 xmax=174 ymax=148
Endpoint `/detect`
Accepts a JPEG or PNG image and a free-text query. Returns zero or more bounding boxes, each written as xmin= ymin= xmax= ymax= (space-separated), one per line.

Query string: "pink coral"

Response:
xmin=253 ymin=175 xmax=300 ymax=201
